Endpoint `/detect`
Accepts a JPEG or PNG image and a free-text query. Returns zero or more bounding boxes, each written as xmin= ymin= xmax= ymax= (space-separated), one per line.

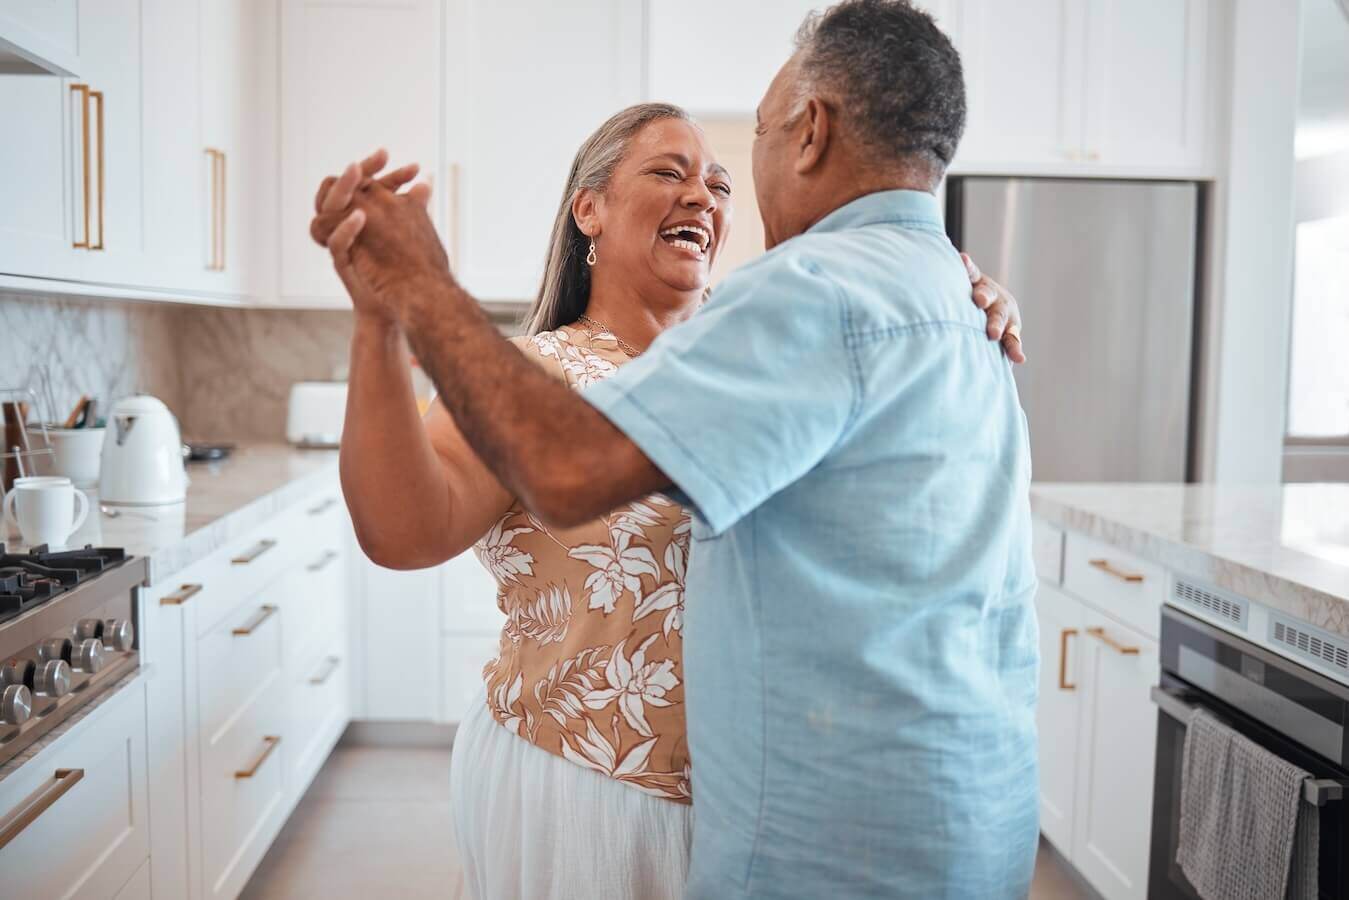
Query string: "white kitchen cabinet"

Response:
xmin=114 ymin=858 xmax=152 ymax=900
xmin=441 ymin=632 xmax=500 ymax=723
xmin=1081 ymin=0 xmax=1213 ymax=172
xmin=0 ymin=678 xmax=149 ymax=900
xmin=446 ymin=0 xmax=643 ymax=301
xmin=439 ymin=549 xmax=502 ymax=722
xmin=0 ymin=1 xmax=79 ymax=75
xmin=955 ymin=0 xmax=1219 ymax=175
xmin=356 ymin=558 xmax=443 ymax=720
xmin=0 ymin=75 xmax=80 ymax=281
xmin=1035 ymin=583 xmax=1084 ymax=856
xmin=647 ymin=0 xmax=817 ymax=117
xmin=1072 ymin=614 xmax=1159 ymax=900
xmin=278 ymin=0 xmax=443 ymax=307
xmin=954 ymin=0 xmax=1087 ymax=169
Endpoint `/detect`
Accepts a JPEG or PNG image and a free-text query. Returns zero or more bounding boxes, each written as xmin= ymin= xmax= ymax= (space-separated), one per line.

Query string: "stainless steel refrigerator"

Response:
xmin=946 ymin=177 xmax=1202 ymax=482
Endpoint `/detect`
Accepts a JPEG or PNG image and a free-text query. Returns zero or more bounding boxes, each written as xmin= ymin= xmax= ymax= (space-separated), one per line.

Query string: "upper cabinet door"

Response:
xmin=279 ymin=0 xmax=443 ymax=307
xmin=1081 ymin=0 xmax=1213 ymax=173
xmin=139 ymin=0 xmax=206 ymax=292
xmin=201 ymin=0 xmax=279 ymax=299
xmin=647 ymin=0 xmax=818 ymax=116
xmin=446 ymin=0 xmax=642 ymax=303
xmin=954 ymin=0 xmax=1088 ymax=169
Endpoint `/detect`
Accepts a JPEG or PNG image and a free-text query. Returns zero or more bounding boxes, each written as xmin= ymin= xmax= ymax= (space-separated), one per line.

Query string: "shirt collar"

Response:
xmin=807 ymin=189 xmax=945 ymax=235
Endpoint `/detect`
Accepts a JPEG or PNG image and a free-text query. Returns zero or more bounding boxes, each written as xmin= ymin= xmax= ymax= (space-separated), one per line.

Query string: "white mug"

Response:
xmin=3 ymin=476 xmax=90 ymax=548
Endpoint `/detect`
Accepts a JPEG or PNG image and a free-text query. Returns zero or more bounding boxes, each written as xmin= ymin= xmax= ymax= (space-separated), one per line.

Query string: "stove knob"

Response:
xmin=0 ymin=684 xmax=32 ymax=726
xmin=34 ymin=660 xmax=72 ymax=699
xmin=73 ymin=639 xmax=104 ymax=675
xmin=39 ymin=638 xmax=73 ymax=664
xmin=75 ymin=618 xmax=103 ymax=641
xmin=101 ymin=619 xmax=134 ymax=653
xmin=1 ymin=659 xmax=34 ymax=688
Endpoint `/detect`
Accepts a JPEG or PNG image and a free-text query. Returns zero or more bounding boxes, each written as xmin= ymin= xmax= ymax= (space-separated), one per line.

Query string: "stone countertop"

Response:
xmin=4 ymin=443 xmax=340 ymax=585
xmin=1030 ymin=482 xmax=1349 ymax=640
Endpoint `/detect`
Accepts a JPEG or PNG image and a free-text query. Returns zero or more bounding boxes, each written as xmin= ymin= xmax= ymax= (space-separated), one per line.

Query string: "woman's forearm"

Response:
xmin=340 ymin=314 xmax=454 ymax=568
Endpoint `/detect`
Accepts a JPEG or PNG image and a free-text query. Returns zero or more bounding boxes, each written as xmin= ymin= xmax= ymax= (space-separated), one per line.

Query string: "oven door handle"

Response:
xmin=1150 ymin=685 xmax=1348 ymax=807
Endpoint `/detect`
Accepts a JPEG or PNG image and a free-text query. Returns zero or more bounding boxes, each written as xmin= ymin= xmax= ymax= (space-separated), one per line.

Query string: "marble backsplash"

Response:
xmin=1 ymin=290 xmax=355 ymax=441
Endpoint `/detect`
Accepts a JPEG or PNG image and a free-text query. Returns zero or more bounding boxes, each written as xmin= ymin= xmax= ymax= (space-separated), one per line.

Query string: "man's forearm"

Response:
xmin=398 ymin=274 xmax=667 ymax=525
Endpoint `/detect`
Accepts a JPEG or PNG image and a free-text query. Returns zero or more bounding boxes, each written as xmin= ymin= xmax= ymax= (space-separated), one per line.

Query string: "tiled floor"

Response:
xmin=243 ymin=742 xmax=1096 ymax=899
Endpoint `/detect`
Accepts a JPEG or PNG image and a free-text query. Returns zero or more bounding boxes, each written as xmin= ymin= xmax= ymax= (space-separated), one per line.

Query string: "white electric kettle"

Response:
xmin=99 ymin=395 xmax=188 ymax=506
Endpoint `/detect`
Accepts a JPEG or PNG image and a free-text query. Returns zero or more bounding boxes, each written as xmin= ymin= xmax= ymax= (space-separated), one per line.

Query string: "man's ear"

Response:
xmin=572 ymin=188 xmax=602 ymax=238
xmin=793 ymin=96 xmax=831 ymax=175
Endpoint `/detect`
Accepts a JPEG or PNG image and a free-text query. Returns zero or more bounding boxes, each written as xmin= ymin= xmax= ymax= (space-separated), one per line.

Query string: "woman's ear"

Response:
xmin=572 ymin=188 xmax=601 ymax=238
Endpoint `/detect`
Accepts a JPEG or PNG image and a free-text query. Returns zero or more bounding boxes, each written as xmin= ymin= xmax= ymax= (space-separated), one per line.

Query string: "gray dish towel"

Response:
xmin=1178 ymin=707 xmax=1320 ymax=900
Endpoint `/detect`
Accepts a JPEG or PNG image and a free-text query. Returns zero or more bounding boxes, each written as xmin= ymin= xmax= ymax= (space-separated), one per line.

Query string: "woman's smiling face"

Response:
xmin=578 ymin=118 xmax=733 ymax=295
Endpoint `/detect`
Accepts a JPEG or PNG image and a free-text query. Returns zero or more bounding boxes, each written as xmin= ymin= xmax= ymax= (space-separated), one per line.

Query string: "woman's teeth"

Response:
xmin=659 ymin=225 xmax=710 ymax=255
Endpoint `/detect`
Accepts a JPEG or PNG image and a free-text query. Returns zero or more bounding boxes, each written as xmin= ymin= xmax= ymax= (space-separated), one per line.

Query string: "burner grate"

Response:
xmin=0 ymin=545 xmax=128 ymax=623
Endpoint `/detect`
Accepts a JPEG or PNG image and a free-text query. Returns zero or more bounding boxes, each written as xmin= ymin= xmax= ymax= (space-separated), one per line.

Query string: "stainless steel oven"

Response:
xmin=1149 ymin=606 xmax=1349 ymax=898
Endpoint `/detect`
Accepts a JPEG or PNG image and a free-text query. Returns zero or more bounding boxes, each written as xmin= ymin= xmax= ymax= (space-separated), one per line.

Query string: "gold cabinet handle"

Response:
xmin=71 ymin=84 xmax=91 ymax=249
xmin=90 ymin=89 xmax=104 ymax=250
xmin=309 ymin=656 xmax=341 ymax=685
xmin=232 ymin=604 xmax=278 ymax=637
xmin=0 ymin=768 xmax=84 ymax=851
xmin=1088 ymin=558 xmax=1144 ymax=583
xmin=232 ymin=539 xmax=277 ymax=565
xmin=235 ymin=736 xmax=280 ymax=779
xmin=1058 ymin=628 xmax=1077 ymax=690
xmin=307 ymin=497 xmax=338 ymax=516
xmin=217 ymin=149 xmax=226 ymax=270
xmin=160 ymin=583 xmax=204 ymax=606
xmin=204 ymin=148 xmax=221 ymax=270
xmin=307 ymin=550 xmax=339 ymax=573
xmin=1087 ymin=626 xmax=1140 ymax=656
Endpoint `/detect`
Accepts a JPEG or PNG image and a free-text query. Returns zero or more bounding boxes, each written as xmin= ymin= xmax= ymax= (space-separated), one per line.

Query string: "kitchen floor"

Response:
xmin=243 ymin=741 xmax=1097 ymax=899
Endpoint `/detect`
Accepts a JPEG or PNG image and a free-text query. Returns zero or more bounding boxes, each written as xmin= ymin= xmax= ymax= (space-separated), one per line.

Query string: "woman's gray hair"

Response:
xmin=521 ymin=102 xmax=692 ymax=336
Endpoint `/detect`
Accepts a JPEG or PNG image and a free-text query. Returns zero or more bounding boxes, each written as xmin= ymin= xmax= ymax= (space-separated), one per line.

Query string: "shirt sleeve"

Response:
xmin=582 ymin=250 xmax=858 ymax=537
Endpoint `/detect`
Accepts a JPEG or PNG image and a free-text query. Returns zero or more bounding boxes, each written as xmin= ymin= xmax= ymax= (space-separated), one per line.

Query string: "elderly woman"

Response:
xmin=319 ymin=103 xmax=1022 ymax=899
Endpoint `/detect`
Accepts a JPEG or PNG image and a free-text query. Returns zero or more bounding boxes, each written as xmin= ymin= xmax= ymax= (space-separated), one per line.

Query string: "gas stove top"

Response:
xmin=0 ymin=544 xmax=145 ymax=769
xmin=0 ymin=545 xmax=130 ymax=625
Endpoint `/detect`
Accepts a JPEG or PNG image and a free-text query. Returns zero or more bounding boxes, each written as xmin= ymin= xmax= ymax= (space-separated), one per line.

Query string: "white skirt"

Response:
xmin=449 ymin=689 xmax=693 ymax=900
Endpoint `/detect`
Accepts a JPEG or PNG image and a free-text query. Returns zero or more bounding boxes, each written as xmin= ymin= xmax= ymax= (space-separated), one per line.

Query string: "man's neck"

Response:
xmin=796 ymin=171 xmax=935 ymax=237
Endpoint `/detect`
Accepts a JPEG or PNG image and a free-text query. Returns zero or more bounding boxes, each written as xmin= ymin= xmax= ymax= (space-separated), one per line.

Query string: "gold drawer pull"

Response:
xmin=308 ymin=497 xmax=338 ymax=516
xmin=309 ymin=656 xmax=341 ymax=685
xmin=232 ymin=604 xmax=278 ymax=636
xmin=235 ymin=736 xmax=280 ymax=779
xmin=0 ymin=768 xmax=84 ymax=851
xmin=71 ymin=84 xmax=92 ymax=249
xmin=1058 ymin=628 xmax=1077 ymax=690
xmin=1088 ymin=558 xmax=1144 ymax=583
xmin=1087 ymin=626 xmax=1140 ymax=656
xmin=232 ymin=539 xmax=277 ymax=565
xmin=90 ymin=89 xmax=104 ymax=250
xmin=307 ymin=550 xmax=339 ymax=573
xmin=160 ymin=583 xmax=204 ymax=606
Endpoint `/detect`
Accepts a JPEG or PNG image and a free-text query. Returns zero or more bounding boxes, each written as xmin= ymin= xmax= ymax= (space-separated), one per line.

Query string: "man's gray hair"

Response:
xmin=793 ymin=0 xmax=965 ymax=181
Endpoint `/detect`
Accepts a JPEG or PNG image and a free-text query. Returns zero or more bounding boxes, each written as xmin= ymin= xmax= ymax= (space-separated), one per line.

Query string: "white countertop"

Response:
xmin=4 ymin=443 xmax=340 ymax=585
xmin=1031 ymin=482 xmax=1349 ymax=640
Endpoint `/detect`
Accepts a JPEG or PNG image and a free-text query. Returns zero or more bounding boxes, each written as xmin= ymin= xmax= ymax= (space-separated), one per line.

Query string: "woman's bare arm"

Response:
xmin=339 ymin=315 xmax=513 ymax=569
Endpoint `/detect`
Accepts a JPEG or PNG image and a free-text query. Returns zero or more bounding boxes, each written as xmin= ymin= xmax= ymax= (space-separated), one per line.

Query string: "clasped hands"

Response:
xmin=309 ymin=148 xmax=1025 ymax=362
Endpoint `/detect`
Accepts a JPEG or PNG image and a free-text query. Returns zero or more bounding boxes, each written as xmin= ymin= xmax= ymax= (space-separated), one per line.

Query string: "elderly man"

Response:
xmin=313 ymin=1 xmax=1038 ymax=896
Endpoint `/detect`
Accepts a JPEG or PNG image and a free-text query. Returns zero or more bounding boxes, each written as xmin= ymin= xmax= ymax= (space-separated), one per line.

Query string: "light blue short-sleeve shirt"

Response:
xmin=584 ymin=190 xmax=1040 ymax=899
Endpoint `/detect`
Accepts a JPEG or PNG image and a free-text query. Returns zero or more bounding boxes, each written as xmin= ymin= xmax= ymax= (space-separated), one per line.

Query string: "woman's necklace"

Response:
xmin=577 ymin=314 xmax=642 ymax=358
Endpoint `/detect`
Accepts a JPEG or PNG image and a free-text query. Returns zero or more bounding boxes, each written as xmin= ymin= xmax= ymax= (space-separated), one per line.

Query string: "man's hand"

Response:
xmin=962 ymin=253 xmax=1026 ymax=364
xmin=310 ymin=150 xmax=449 ymax=325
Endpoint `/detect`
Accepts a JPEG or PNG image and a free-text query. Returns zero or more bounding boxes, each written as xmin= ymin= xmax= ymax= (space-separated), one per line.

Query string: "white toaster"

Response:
xmin=286 ymin=382 xmax=348 ymax=448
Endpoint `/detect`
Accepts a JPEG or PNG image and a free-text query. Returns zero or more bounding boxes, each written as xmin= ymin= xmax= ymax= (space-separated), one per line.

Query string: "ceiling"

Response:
xmin=1298 ymin=0 xmax=1349 ymax=157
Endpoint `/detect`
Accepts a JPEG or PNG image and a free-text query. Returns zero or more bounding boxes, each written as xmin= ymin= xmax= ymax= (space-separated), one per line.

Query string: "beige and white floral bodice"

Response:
xmin=473 ymin=323 xmax=692 ymax=803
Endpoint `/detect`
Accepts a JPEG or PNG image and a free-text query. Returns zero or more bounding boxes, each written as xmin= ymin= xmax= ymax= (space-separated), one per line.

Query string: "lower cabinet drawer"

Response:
xmin=199 ymin=686 xmax=287 ymax=900
xmin=114 ymin=857 xmax=152 ymax=900
xmin=1063 ymin=533 xmax=1167 ymax=641
xmin=198 ymin=596 xmax=284 ymax=743
xmin=0 ymin=681 xmax=149 ymax=900
xmin=281 ymin=541 xmax=345 ymax=670
xmin=286 ymin=642 xmax=348 ymax=800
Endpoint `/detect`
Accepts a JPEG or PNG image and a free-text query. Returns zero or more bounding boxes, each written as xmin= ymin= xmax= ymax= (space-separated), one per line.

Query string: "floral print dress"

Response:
xmin=473 ymin=323 xmax=692 ymax=803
